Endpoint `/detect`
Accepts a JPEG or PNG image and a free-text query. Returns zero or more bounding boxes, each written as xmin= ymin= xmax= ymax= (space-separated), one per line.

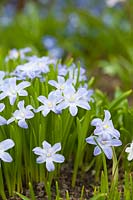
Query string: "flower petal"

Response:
xmin=18 ymin=100 xmax=24 ymax=110
xmin=0 ymin=116 xmax=7 ymax=125
xmin=0 ymin=103 xmax=5 ymax=112
xmin=94 ymin=146 xmax=101 ymax=156
xmin=46 ymin=160 xmax=55 ymax=171
xmin=36 ymin=155 xmax=46 ymax=163
xmin=103 ymin=147 xmax=113 ymax=159
xmin=17 ymin=81 xmax=31 ymax=90
xmin=52 ymin=143 xmax=61 ymax=153
xmin=25 ymin=111 xmax=34 ymax=119
xmin=18 ymin=90 xmax=28 ymax=96
xmin=7 ymin=117 xmax=15 ymax=124
xmin=91 ymin=118 xmax=102 ymax=126
xmin=0 ymin=92 xmax=7 ymax=100
xmin=32 ymin=147 xmax=44 ymax=155
xmin=42 ymin=108 xmax=50 ymax=117
xmin=86 ymin=136 xmax=96 ymax=145
xmin=125 ymin=147 xmax=131 ymax=153
xmin=69 ymin=105 xmax=78 ymax=116
xmin=0 ymin=139 xmax=15 ymax=151
xmin=52 ymin=154 xmax=65 ymax=163
xmin=0 ymin=152 xmax=13 ymax=162
xmin=127 ymin=153 xmax=133 ymax=161
xmin=37 ymin=96 xmax=47 ymax=104
xmin=9 ymin=95 xmax=17 ymax=105
xmin=18 ymin=119 xmax=28 ymax=129
xmin=42 ymin=141 xmax=51 ymax=149
xmin=104 ymin=110 xmax=111 ymax=121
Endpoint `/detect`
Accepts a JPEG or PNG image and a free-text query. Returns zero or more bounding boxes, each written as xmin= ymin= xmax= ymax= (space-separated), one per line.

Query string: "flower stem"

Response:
xmin=102 ymin=153 xmax=109 ymax=193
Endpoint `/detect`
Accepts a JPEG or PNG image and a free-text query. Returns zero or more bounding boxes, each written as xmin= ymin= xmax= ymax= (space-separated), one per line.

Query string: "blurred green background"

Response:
xmin=0 ymin=0 xmax=133 ymax=94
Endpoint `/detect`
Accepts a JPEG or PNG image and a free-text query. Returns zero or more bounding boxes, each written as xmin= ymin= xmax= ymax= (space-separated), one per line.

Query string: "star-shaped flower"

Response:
xmin=0 ymin=77 xmax=31 ymax=105
xmin=33 ymin=140 xmax=65 ymax=172
xmin=91 ymin=110 xmax=120 ymax=139
xmin=7 ymin=100 xmax=34 ymax=128
xmin=86 ymin=135 xmax=122 ymax=159
xmin=57 ymin=86 xmax=91 ymax=116
xmin=36 ymin=91 xmax=63 ymax=116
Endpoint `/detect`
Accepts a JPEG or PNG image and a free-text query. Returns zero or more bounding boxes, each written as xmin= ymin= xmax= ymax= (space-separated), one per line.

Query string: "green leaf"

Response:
xmin=89 ymin=193 xmax=107 ymax=200
xmin=15 ymin=192 xmax=30 ymax=200
xmin=109 ymin=90 xmax=132 ymax=110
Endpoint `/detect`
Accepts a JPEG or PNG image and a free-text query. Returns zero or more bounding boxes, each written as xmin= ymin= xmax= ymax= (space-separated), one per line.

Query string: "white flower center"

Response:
xmin=9 ymin=88 xmax=16 ymax=95
xmin=12 ymin=51 xmax=19 ymax=59
xmin=101 ymin=140 xmax=107 ymax=145
xmin=103 ymin=124 xmax=109 ymax=129
xmin=69 ymin=94 xmax=75 ymax=102
xmin=60 ymin=85 xmax=64 ymax=90
xmin=20 ymin=112 xmax=25 ymax=118
xmin=47 ymin=101 xmax=53 ymax=108
xmin=46 ymin=152 xmax=52 ymax=157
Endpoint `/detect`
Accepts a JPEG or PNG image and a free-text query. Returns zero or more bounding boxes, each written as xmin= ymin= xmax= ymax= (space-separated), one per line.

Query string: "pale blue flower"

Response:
xmin=0 ymin=139 xmax=15 ymax=162
xmin=48 ymin=76 xmax=73 ymax=92
xmin=57 ymin=86 xmax=91 ymax=116
xmin=57 ymin=64 xmax=68 ymax=76
xmin=68 ymin=64 xmax=87 ymax=85
xmin=125 ymin=141 xmax=133 ymax=161
xmin=0 ymin=103 xmax=7 ymax=125
xmin=48 ymin=47 xmax=63 ymax=58
xmin=106 ymin=0 xmax=125 ymax=7
xmin=5 ymin=47 xmax=32 ymax=62
xmin=42 ymin=36 xmax=57 ymax=50
xmin=33 ymin=140 xmax=65 ymax=172
xmin=91 ymin=110 xmax=120 ymax=139
xmin=0 ymin=77 xmax=31 ymax=105
xmin=7 ymin=100 xmax=34 ymax=129
xmin=12 ymin=56 xmax=56 ymax=80
xmin=36 ymin=91 xmax=63 ymax=116
xmin=86 ymin=135 xmax=122 ymax=159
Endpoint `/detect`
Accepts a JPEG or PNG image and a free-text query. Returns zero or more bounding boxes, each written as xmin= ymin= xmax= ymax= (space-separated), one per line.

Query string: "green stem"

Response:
xmin=102 ymin=153 xmax=109 ymax=193
xmin=0 ymin=165 xmax=7 ymax=200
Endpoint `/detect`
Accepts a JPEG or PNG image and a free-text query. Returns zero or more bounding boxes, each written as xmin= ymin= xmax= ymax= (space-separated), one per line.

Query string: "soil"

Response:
xmin=7 ymin=162 xmax=96 ymax=200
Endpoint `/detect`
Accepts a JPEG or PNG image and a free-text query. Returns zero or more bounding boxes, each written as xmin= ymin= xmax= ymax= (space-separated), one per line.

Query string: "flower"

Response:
xmin=33 ymin=140 xmax=65 ymax=172
xmin=0 ymin=77 xmax=31 ymax=105
xmin=12 ymin=56 xmax=56 ymax=80
xmin=7 ymin=100 xmax=34 ymax=129
xmin=5 ymin=47 xmax=32 ymax=62
xmin=106 ymin=0 xmax=125 ymax=7
xmin=36 ymin=91 xmax=63 ymax=116
xmin=125 ymin=142 xmax=133 ymax=161
xmin=57 ymin=85 xmax=91 ymax=116
xmin=48 ymin=76 xmax=73 ymax=92
xmin=0 ymin=103 xmax=7 ymax=125
xmin=86 ymin=135 xmax=122 ymax=159
xmin=86 ymin=110 xmax=122 ymax=159
xmin=0 ymin=139 xmax=15 ymax=162
xmin=91 ymin=110 xmax=120 ymax=139
xmin=68 ymin=64 xmax=87 ymax=85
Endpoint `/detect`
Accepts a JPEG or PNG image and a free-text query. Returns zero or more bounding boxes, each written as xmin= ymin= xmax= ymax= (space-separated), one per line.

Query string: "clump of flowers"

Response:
xmin=86 ymin=110 xmax=122 ymax=159
xmin=5 ymin=47 xmax=32 ymax=62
